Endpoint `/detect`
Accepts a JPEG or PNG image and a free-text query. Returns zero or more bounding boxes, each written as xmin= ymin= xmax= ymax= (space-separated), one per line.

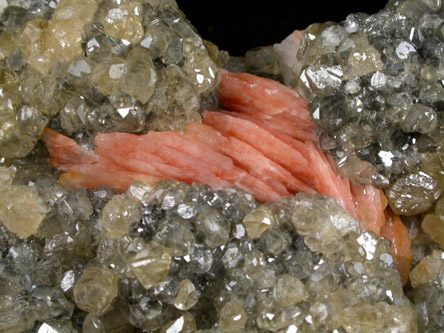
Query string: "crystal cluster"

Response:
xmin=284 ymin=0 xmax=444 ymax=215
xmin=0 ymin=171 xmax=420 ymax=331
xmin=0 ymin=0 xmax=219 ymax=159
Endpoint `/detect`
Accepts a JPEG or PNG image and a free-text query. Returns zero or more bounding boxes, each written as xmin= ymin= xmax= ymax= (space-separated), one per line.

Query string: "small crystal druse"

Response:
xmin=0 ymin=177 xmax=419 ymax=332
xmin=0 ymin=0 xmax=443 ymax=331
xmin=283 ymin=0 xmax=444 ymax=217
xmin=0 ymin=0 xmax=219 ymax=159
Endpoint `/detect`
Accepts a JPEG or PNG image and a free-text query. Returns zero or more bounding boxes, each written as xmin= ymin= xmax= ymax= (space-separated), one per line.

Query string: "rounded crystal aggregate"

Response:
xmin=0 ymin=172 xmax=421 ymax=332
xmin=0 ymin=0 xmax=443 ymax=331
xmin=0 ymin=0 xmax=220 ymax=159
xmin=282 ymin=0 xmax=444 ymax=216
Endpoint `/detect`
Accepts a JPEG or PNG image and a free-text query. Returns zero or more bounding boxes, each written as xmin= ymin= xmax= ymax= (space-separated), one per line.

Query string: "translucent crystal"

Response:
xmin=174 ymin=279 xmax=198 ymax=311
xmin=218 ymin=298 xmax=248 ymax=332
xmin=341 ymin=302 xmax=417 ymax=332
xmin=0 ymin=166 xmax=15 ymax=186
xmin=73 ymin=267 xmax=118 ymax=315
xmin=386 ymin=172 xmax=442 ymax=215
xmin=120 ymin=47 xmax=157 ymax=104
xmin=272 ymin=274 xmax=306 ymax=307
xmin=0 ymin=185 xmax=49 ymax=238
xmin=82 ymin=300 xmax=132 ymax=333
xmin=160 ymin=312 xmax=197 ymax=333
xmin=20 ymin=18 xmax=84 ymax=74
xmin=19 ymin=67 xmax=62 ymax=116
xmin=344 ymin=33 xmax=384 ymax=79
xmin=153 ymin=220 xmax=195 ymax=257
xmin=147 ymin=64 xmax=201 ymax=131
xmin=129 ymin=297 xmax=173 ymax=331
xmin=195 ymin=207 xmax=230 ymax=248
xmin=53 ymin=0 xmax=97 ymax=25
xmin=422 ymin=214 xmax=444 ymax=246
xmin=99 ymin=193 xmax=142 ymax=240
xmin=409 ymin=250 xmax=444 ymax=288
xmin=57 ymin=190 xmax=93 ymax=220
xmin=91 ymin=57 xmax=126 ymax=96
xmin=128 ymin=241 xmax=172 ymax=289
xmin=0 ymin=29 xmax=19 ymax=60
xmin=59 ymin=97 xmax=90 ymax=134
xmin=291 ymin=194 xmax=360 ymax=244
xmin=101 ymin=2 xmax=144 ymax=44
xmin=183 ymin=47 xmax=220 ymax=94
xmin=401 ymin=103 xmax=438 ymax=134
xmin=243 ymin=205 xmax=276 ymax=239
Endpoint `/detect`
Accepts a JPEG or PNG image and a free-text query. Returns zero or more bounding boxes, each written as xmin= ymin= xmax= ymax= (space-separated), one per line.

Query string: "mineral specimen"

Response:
xmin=0 ymin=185 xmax=49 ymax=238
xmin=0 ymin=0 xmax=441 ymax=331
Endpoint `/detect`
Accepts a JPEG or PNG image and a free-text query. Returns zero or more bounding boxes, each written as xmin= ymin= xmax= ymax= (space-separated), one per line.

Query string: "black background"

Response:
xmin=176 ymin=0 xmax=389 ymax=56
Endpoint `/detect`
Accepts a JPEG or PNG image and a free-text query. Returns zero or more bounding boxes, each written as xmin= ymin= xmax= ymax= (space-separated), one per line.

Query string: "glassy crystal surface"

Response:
xmin=73 ymin=267 xmax=118 ymax=315
xmin=0 ymin=185 xmax=49 ymax=238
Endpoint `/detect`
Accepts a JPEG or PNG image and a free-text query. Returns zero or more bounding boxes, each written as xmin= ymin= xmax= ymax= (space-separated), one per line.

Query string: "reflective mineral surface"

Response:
xmin=0 ymin=0 xmax=444 ymax=332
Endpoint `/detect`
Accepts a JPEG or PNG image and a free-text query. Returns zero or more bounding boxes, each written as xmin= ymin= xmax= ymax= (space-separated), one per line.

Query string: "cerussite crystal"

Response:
xmin=242 ymin=205 xmax=276 ymax=239
xmin=0 ymin=185 xmax=49 ymax=238
xmin=174 ymin=279 xmax=199 ymax=311
xmin=73 ymin=267 xmax=118 ymax=315
xmin=53 ymin=0 xmax=98 ymax=26
xmin=20 ymin=19 xmax=84 ymax=74
xmin=99 ymin=193 xmax=142 ymax=240
xmin=128 ymin=241 xmax=172 ymax=289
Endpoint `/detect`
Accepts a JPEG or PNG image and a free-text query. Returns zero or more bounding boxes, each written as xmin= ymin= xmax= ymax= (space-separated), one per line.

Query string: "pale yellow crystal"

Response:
xmin=54 ymin=0 xmax=98 ymax=26
xmin=174 ymin=279 xmax=198 ymax=311
xmin=409 ymin=250 xmax=444 ymax=288
xmin=243 ymin=206 xmax=276 ymax=239
xmin=344 ymin=34 xmax=383 ymax=79
xmin=129 ymin=241 xmax=172 ymax=289
xmin=0 ymin=166 xmax=15 ymax=186
xmin=99 ymin=193 xmax=142 ymax=240
xmin=0 ymin=29 xmax=19 ymax=60
xmin=183 ymin=47 xmax=220 ymax=94
xmin=0 ymin=185 xmax=49 ymax=238
xmin=218 ymin=298 xmax=248 ymax=332
xmin=160 ymin=312 xmax=197 ymax=333
xmin=73 ymin=267 xmax=118 ymax=315
xmin=20 ymin=19 xmax=84 ymax=74
xmin=341 ymin=302 xmax=417 ymax=333
xmin=272 ymin=274 xmax=306 ymax=307
xmin=120 ymin=47 xmax=157 ymax=104
xmin=91 ymin=57 xmax=126 ymax=96
xmin=422 ymin=214 xmax=444 ymax=246
xmin=102 ymin=3 xmax=144 ymax=44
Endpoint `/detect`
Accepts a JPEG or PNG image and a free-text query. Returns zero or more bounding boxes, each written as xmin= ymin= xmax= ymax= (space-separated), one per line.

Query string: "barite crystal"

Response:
xmin=73 ymin=267 xmax=118 ymax=315
xmin=0 ymin=185 xmax=49 ymax=238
